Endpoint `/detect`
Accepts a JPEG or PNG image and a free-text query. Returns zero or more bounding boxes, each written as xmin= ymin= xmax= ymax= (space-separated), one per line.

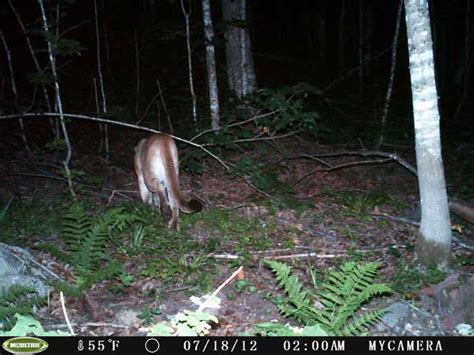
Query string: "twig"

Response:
xmin=107 ymin=189 xmax=136 ymax=205
xmin=293 ymin=158 xmax=393 ymax=186
xmin=1 ymin=173 xmax=68 ymax=183
xmin=190 ymin=109 xmax=278 ymax=142
xmin=196 ymin=266 xmax=243 ymax=312
xmin=242 ymin=176 xmax=278 ymax=201
xmin=135 ymin=86 xmax=163 ymax=125
xmin=233 ymin=130 xmax=299 ymax=144
xmin=292 ymin=150 xmax=418 ymax=186
xmin=59 ymin=19 xmax=90 ymax=39
xmin=60 ymin=291 xmax=75 ymax=336
xmin=156 ymin=79 xmax=173 ymax=134
xmin=46 ymin=322 xmax=129 ymax=330
xmin=264 ymin=253 xmax=346 ymax=260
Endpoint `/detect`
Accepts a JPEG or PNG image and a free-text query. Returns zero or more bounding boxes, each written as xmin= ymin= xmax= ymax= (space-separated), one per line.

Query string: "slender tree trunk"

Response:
xmin=453 ymin=0 xmax=472 ymax=120
xmin=374 ymin=0 xmax=403 ymax=150
xmin=38 ymin=0 xmax=76 ymax=198
xmin=0 ymin=30 xmax=30 ymax=153
xmin=181 ymin=0 xmax=198 ymax=125
xmin=93 ymin=0 xmax=110 ymax=161
xmin=8 ymin=0 xmax=55 ymax=135
xmin=358 ymin=0 xmax=363 ymax=95
xmin=338 ymin=0 xmax=346 ymax=73
xmin=222 ymin=0 xmax=257 ymax=99
xmin=135 ymin=30 xmax=140 ymax=117
xmin=404 ymin=0 xmax=451 ymax=268
xmin=201 ymin=0 xmax=220 ymax=131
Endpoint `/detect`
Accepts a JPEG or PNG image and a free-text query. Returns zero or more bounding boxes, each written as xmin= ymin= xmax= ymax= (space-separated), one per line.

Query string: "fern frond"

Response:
xmin=341 ymin=309 xmax=388 ymax=336
xmin=266 ymin=261 xmax=391 ymax=335
xmin=0 ymin=285 xmax=45 ymax=329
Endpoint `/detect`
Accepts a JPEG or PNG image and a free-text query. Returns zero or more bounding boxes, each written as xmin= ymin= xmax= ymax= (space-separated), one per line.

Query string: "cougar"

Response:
xmin=134 ymin=133 xmax=202 ymax=230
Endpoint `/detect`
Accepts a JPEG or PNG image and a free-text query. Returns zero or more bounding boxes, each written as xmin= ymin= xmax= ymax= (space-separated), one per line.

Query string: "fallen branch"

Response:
xmin=0 ymin=112 xmax=230 ymax=170
xmin=264 ymin=252 xmax=346 ymax=260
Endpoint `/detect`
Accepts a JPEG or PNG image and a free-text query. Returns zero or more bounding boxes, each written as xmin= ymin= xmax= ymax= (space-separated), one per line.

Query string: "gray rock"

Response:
xmin=0 ymin=243 xmax=61 ymax=296
xmin=381 ymin=301 xmax=410 ymax=328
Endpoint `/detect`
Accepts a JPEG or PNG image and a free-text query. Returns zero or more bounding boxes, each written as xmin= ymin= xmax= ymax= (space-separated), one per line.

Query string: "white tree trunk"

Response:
xmin=38 ymin=0 xmax=76 ymax=198
xmin=222 ymin=0 xmax=256 ymax=99
xmin=201 ymin=0 xmax=220 ymax=131
xmin=404 ymin=0 xmax=451 ymax=268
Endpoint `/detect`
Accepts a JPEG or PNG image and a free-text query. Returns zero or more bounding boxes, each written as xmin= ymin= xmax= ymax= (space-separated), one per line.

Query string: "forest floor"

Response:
xmin=0 ymin=121 xmax=473 ymax=336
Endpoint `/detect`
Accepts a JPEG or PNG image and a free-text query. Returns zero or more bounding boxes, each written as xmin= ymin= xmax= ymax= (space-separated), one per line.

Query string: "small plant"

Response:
xmin=0 ymin=285 xmax=45 ymax=329
xmin=392 ymin=263 xmax=446 ymax=297
xmin=248 ymin=83 xmax=324 ymax=137
xmin=0 ymin=314 xmax=69 ymax=336
xmin=61 ymin=204 xmax=141 ymax=290
xmin=147 ymin=296 xmax=220 ymax=336
xmin=0 ymin=198 xmax=13 ymax=222
xmin=265 ymin=261 xmax=391 ymax=336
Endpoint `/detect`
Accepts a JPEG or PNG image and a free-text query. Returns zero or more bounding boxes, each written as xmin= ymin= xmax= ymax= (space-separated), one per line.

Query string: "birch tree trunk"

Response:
xmin=201 ymin=0 xmax=220 ymax=131
xmin=38 ymin=0 xmax=76 ymax=198
xmin=222 ymin=0 xmax=257 ymax=99
xmin=404 ymin=0 xmax=451 ymax=268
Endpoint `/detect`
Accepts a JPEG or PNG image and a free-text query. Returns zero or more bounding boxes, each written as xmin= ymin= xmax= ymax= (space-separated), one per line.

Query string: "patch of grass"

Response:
xmin=332 ymin=191 xmax=406 ymax=220
xmin=0 ymin=197 xmax=70 ymax=244
xmin=391 ymin=264 xmax=447 ymax=297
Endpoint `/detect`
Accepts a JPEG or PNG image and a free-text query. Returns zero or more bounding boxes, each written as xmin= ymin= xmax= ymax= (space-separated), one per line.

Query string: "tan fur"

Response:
xmin=134 ymin=133 xmax=202 ymax=230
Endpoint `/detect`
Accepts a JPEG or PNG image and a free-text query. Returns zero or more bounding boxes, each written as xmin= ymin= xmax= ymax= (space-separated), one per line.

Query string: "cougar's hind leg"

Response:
xmin=138 ymin=175 xmax=153 ymax=205
xmin=150 ymin=179 xmax=171 ymax=218
xmin=167 ymin=195 xmax=180 ymax=231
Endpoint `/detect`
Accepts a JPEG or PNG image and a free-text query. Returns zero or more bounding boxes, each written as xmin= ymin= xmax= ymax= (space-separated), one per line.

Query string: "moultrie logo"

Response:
xmin=2 ymin=337 xmax=49 ymax=354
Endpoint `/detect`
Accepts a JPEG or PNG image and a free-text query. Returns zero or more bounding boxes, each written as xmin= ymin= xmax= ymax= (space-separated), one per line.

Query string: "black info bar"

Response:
xmin=0 ymin=336 xmax=472 ymax=355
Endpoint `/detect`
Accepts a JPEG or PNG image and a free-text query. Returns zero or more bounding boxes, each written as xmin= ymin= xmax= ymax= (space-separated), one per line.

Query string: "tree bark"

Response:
xmin=38 ymin=0 xmax=76 ymax=198
xmin=222 ymin=0 xmax=257 ymax=99
xmin=404 ymin=0 xmax=451 ymax=268
xmin=201 ymin=0 xmax=220 ymax=131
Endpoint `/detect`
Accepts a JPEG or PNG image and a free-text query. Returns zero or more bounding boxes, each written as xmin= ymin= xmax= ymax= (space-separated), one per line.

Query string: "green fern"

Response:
xmin=61 ymin=204 xmax=140 ymax=289
xmin=266 ymin=261 xmax=391 ymax=336
xmin=0 ymin=285 xmax=45 ymax=329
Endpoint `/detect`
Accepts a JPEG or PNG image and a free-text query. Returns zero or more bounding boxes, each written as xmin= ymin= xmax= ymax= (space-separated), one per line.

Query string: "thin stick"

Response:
xmin=136 ymin=86 xmax=163 ymax=125
xmin=181 ymin=0 xmax=198 ymax=125
xmin=0 ymin=30 xmax=30 ymax=153
xmin=135 ymin=30 xmax=140 ymax=116
xmin=46 ymin=322 xmax=129 ymax=330
xmin=190 ymin=109 xmax=278 ymax=142
xmin=94 ymin=0 xmax=110 ymax=161
xmin=60 ymin=291 xmax=75 ymax=336
xmin=265 ymin=253 xmax=345 ymax=260
xmin=8 ymin=0 xmax=54 ymax=132
xmin=197 ymin=266 xmax=243 ymax=312
xmin=374 ymin=0 xmax=403 ymax=149
xmin=156 ymin=79 xmax=173 ymax=134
